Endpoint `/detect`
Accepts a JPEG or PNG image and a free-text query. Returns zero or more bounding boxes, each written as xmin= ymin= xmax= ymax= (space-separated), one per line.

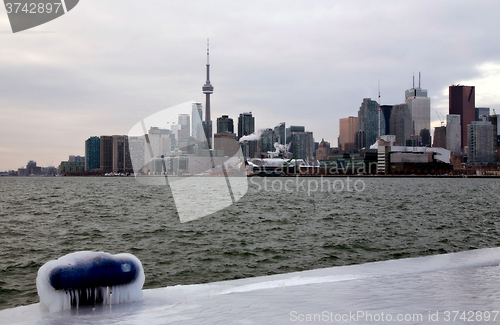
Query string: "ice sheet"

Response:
xmin=3 ymin=247 xmax=500 ymax=324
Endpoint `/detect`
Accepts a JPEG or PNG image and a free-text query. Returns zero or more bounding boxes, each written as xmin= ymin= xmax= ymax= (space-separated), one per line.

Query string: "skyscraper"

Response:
xmin=475 ymin=107 xmax=490 ymax=121
xmin=357 ymin=98 xmax=384 ymax=148
xmin=389 ymin=104 xmax=412 ymax=146
xmin=380 ymin=105 xmax=393 ymax=135
xmin=291 ymin=131 xmax=314 ymax=161
xmin=192 ymin=102 xmax=203 ymax=141
xmin=202 ymin=40 xmax=214 ymax=147
xmin=286 ymin=126 xmax=305 ymax=144
xmin=339 ymin=116 xmax=357 ymax=152
xmin=467 ymin=121 xmax=495 ymax=165
xmin=178 ymin=114 xmax=190 ymax=141
xmin=217 ymin=115 xmax=234 ymax=133
xmin=449 ymin=85 xmax=475 ymax=149
xmin=259 ymin=128 xmax=276 ymax=153
xmin=238 ymin=112 xmax=255 ymax=139
xmin=433 ymin=126 xmax=446 ymax=148
xmin=405 ymin=74 xmax=431 ymax=144
xmin=85 ymin=136 xmax=100 ymax=171
xmin=274 ymin=122 xmax=286 ymax=145
xmin=446 ymin=114 xmax=461 ymax=154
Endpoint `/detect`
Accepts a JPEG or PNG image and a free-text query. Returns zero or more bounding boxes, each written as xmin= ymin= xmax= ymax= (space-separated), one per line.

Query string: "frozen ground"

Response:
xmin=2 ymin=247 xmax=500 ymax=325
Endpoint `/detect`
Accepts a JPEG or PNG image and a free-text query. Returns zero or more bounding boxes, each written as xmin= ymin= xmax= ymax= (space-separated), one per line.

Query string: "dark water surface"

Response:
xmin=0 ymin=177 xmax=499 ymax=310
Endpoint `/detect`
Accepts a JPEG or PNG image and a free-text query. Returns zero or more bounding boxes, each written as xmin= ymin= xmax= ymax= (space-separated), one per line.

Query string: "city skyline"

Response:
xmin=1 ymin=1 xmax=500 ymax=171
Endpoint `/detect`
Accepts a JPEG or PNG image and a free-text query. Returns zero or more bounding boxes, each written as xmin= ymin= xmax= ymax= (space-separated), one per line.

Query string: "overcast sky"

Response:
xmin=1 ymin=0 xmax=500 ymax=171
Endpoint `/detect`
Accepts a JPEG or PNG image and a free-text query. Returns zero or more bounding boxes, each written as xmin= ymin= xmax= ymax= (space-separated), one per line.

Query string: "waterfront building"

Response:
xmin=112 ymin=135 xmax=132 ymax=174
xmin=26 ymin=160 xmax=42 ymax=175
xmin=217 ymin=115 xmax=234 ymax=134
xmin=99 ymin=136 xmax=113 ymax=172
xmin=467 ymin=121 xmax=495 ymax=165
xmin=375 ymin=138 xmax=451 ymax=175
xmin=449 ymin=85 xmax=475 ymax=148
xmin=85 ymin=136 xmax=100 ymax=171
xmin=339 ymin=116 xmax=357 ymax=152
xmin=238 ymin=112 xmax=255 ymax=140
xmin=59 ymin=161 xmax=85 ymax=174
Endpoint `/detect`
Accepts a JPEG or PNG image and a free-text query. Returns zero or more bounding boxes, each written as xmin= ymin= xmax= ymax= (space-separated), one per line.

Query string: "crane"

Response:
xmin=435 ymin=110 xmax=445 ymax=126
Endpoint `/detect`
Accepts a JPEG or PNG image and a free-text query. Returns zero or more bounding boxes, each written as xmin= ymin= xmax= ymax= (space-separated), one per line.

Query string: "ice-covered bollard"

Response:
xmin=36 ymin=251 xmax=145 ymax=313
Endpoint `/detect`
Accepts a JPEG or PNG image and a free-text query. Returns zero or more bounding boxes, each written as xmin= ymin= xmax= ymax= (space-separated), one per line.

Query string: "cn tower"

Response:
xmin=202 ymin=39 xmax=214 ymax=147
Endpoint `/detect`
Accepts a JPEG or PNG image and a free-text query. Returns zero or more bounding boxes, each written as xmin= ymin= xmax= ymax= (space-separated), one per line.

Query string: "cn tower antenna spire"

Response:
xmin=206 ymin=38 xmax=210 ymax=82
xmin=202 ymin=38 xmax=214 ymax=148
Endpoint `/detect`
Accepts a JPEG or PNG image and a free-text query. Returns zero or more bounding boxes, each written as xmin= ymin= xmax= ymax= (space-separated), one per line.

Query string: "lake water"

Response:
xmin=0 ymin=176 xmax=499 ymax=310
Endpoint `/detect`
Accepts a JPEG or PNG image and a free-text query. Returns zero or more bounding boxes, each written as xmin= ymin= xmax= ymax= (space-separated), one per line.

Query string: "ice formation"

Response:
xmin=36 ymin=251 xmax=145 ymax=313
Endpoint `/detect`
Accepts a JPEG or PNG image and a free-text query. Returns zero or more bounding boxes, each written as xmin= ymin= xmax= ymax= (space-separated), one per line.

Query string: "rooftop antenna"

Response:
xmin=419 ymin=71 xmax=421 ymax=89
xmin=413 ymin=72 xmax=415 ymax=89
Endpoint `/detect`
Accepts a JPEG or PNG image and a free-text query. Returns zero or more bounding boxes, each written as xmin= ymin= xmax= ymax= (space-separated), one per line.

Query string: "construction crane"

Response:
xmin=435 ymin=110 xmax=445 ymax=126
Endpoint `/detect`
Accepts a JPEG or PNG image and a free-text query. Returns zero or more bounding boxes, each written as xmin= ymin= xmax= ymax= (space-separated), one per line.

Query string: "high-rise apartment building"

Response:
xmin=238 ymin=112 xmax=255 ymax=140
xmin=217 ymin=115 xmax=234 ymax=133
xmin=339 ymin=116 xmax=357 ymax=152
xmin=446 ymin=114 xmax=461 ymax=154
xmin=85 ymin=136 xmax=100 ymax=171
xmin=467 ymin=121 xmax=495 ymax=165
xmin=99 ymin=136 xmax=113 ymax=172
xmin=112 ymin=135 xmax=132 ymax=173
xmin=405 ymin=75 xmax=430 ymax=145
xmin=357 ymin=98 xmax=384 ymax=148
xmin=449 ymin=85 xmax=475 ymax=148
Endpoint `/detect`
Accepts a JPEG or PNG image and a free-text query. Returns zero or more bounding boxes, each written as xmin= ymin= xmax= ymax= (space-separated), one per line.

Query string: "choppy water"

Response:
xmin=0 ymin=176 xmax=499 ymax=310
